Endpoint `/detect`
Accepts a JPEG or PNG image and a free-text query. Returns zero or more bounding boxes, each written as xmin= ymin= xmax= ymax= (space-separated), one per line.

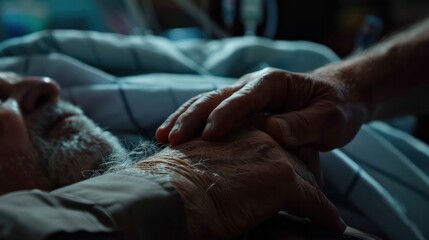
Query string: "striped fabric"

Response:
xmin=0 ymin=30 xmax=338 ymax=135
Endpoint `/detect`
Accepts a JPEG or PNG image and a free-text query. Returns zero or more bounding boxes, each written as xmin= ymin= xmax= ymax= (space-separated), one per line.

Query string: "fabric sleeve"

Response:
xmin=0 ymin=173 xmax=187 ymax=240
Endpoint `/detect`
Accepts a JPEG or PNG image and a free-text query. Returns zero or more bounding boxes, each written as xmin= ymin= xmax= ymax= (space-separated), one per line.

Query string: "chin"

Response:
xmin=28 ymin=101 xmax=127 ymax=187
xmin=49 ymin=116 xmax=127 ymax=186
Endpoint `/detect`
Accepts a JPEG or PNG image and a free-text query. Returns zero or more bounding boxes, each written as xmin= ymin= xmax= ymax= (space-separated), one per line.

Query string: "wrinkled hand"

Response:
xmin=142 ymin=128 xmax=346 ymax=239
xmin=156 ymin=68 xmax=367 ymax=151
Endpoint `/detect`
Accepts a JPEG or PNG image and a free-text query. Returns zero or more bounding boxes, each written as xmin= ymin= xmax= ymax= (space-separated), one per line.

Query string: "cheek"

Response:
xmin=0 ymin=154 xmax=53 ymax=195
xmin=43 ymin=119 xmax=125 ymax=187
xmin=0 ymin=102 xmax=33 ymax=155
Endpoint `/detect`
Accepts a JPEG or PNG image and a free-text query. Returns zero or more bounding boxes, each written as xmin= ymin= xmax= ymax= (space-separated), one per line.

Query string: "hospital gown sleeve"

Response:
xmin=0 ymin=172 xmax=187 ymax=240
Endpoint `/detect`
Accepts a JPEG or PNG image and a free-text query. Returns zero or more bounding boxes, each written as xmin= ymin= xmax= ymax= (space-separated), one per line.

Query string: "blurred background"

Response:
xmin=1 ymin=0 xmax=429 ymax=57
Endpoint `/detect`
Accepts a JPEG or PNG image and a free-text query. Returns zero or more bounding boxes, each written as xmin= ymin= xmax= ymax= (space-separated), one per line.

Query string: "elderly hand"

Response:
xmin=139 ymin=128 xmax=346 ymax=239
xmin=156 ymin=67 xmax=367 ymax=151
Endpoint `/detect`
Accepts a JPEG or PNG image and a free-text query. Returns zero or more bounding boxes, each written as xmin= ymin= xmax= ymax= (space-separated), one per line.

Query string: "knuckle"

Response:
xmin=260 ymin=67 xmax=281 ymax=75
xmin=194 ymin=96 xmax=214 ymax=107
xmin=205 ymin=88 xmax=234 ymax=102
xmin=207 ymin=89 xmax=225 ymax=99
xmin=259 ymin=68 xmax=282 ymax=80
xmin=190 ymin=93 xmax=206 ymax=102
xmin=238 ymin=84 xmax=256 ymax=96
xmin=326 ymin=106 xmax=347 ymax=127
xmin=289 ymin=112 xmax=311 ymax=137
xmin=184 ymin=104 xmax=200 ymax=115
xmin=317 ymin=106 xmax=349 ymax=150
xmin=190 ymin=90 xmax=226 ymax=109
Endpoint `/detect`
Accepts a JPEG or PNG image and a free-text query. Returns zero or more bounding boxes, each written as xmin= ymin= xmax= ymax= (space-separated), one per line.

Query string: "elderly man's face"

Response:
xmin=0 ymin=73 xmax=124 ymax=195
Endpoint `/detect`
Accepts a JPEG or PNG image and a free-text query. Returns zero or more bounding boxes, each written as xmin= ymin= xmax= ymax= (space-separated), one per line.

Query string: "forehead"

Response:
xmin=0 ymin=72 xmax=22 ymax=84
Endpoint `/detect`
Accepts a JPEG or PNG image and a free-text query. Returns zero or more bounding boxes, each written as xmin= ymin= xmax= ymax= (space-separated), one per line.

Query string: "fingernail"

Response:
xmin=203 ymin=120 xmax=213 ymax=134
xmin=172 ymin=122 xmax=181 ymax=131
xmin=3 ymin=99 xmax=20 ymax=115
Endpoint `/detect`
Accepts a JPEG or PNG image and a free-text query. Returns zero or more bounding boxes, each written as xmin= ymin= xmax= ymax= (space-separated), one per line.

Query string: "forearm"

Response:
xmin=315 ymin=18 xmax=429 ymax=120
xmin=133 ymin=153 xmax=281 ymax=240
xmin=132 ymin=141 xmax=310 ymax=239
xmin=0 ymin=172 xmax=188 ymax=240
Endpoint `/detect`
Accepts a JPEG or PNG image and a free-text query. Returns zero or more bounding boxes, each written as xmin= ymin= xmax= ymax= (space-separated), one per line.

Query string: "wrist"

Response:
xmin=133 ymin=157 xmax=223 ymax=240
xmin=312 ymin=62 xmax=373 ymax=122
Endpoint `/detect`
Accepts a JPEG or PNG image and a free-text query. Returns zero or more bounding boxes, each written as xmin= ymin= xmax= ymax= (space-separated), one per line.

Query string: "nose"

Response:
xmin=15 ymin=77 xmax=61 ymax=114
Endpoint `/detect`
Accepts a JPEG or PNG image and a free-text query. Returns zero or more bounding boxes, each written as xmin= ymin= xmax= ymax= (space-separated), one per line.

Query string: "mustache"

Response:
xmin=26 ymin=101 xmax=84 ymax=137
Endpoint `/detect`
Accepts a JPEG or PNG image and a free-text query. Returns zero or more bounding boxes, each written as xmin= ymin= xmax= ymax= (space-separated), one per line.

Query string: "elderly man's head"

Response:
xmin=0 ymin=72 xmax=125 ymax=194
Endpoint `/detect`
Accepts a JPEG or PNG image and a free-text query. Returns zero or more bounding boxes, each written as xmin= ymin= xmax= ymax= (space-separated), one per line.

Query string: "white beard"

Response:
xmin=26 ymin=101 xmax=127 ymax=187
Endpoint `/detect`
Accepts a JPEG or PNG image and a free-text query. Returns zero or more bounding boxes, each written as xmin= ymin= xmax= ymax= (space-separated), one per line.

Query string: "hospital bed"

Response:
xmin=0 ymin=30 xmax=427 ymax=240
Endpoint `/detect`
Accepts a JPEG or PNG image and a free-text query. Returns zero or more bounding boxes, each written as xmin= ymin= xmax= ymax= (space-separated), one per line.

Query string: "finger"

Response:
xmin=168 ymin=87 xmax=238 ymax=146
xmin=289 ymin=175 xmax=346 ymax=233
xmin=263 ymin=101 xmax=346 ymax=151
xmin=203 ymin=78 xmax=285 ymax=140
xmin=155 ymin=95 xmax=200 ymax=144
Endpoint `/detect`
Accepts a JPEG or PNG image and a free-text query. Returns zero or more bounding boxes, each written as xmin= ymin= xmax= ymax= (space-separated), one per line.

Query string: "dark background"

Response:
xmin=1 ymin=0 xmax=429 ymax=57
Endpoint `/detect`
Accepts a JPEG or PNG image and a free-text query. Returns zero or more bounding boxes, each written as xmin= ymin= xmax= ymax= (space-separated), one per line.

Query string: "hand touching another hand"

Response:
xmin=156 ymin=68 xmax=368 ymax=151
xmin=157 ymin=18 xmax=429 ymax=150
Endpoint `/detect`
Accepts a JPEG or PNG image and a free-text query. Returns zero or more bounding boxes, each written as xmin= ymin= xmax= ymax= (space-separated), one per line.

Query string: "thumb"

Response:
xmin=262 ymin=103 xmax=344 ymax=151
